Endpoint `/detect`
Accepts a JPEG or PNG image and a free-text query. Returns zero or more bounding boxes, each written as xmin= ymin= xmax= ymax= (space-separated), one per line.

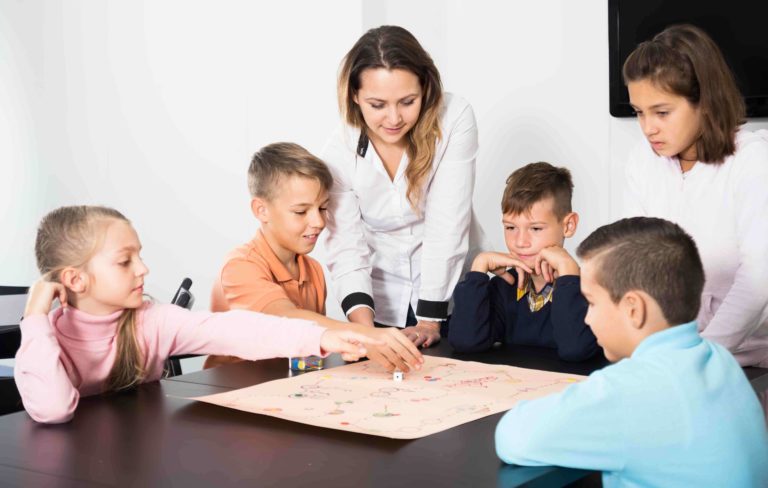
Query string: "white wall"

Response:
xmin=1 ymin=0 xmax=362 ymax=311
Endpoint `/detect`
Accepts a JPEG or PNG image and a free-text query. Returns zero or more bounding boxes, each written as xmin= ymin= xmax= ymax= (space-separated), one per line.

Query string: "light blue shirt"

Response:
xmin=495 ymin=322 xmax=768 ymax=487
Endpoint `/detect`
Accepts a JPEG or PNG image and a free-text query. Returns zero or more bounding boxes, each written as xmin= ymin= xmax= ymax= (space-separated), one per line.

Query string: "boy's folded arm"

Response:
xmin=448 ymin=272 xmax=505 ymax=352
xmin=495 ymin=370 xmax=627 ymax=472
xmin=550 ymin=276 xmax=600 ymax=361
xmin=149 ymin=305 xmax=326 ymax=361
xmin=14 ymin=315 xmax=79 ymax=423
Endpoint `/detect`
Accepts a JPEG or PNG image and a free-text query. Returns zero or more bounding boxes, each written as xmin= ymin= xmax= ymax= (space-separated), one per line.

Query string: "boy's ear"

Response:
xmin=620 ymin=290 xmax=647 ymax=330
xmin=250 ymin=197 xmax=270 ymax=224
xmin=59 ymin=267 xmax=87 ymax=294
xmin=562 ymin=212 xmax=579 ymax=238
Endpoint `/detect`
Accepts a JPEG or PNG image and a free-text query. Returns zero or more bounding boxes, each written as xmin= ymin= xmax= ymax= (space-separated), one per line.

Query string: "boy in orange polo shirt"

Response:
xmin=206 ymin=143 xmax=422 ymax=372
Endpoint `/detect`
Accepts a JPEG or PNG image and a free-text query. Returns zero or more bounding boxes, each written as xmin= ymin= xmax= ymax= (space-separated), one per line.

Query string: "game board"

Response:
xmin=189 ymin=356 xmax=585 ymax=439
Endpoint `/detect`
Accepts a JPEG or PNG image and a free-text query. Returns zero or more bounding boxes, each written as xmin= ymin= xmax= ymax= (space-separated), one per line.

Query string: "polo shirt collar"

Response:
xmin=253 ymin=229 xmax=308 ymax=284
xmin=632 ymin=321 xmax=701 ymax=359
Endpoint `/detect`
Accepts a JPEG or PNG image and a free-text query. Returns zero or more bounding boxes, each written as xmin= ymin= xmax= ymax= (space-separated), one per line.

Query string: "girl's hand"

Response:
xmin=402 ymin=320 xmax=442 ymax=348
xmin=349 ymin=325 xmax=424 ymax=373
xmin=319 ymin=329 xmax=384 ymax=361
xmin=24 ymin=280 xmax=68 ymax=318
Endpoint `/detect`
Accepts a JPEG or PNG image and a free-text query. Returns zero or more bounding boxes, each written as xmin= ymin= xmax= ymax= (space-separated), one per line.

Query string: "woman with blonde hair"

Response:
xmin=322 ymin=25 xmax=485 ymax=349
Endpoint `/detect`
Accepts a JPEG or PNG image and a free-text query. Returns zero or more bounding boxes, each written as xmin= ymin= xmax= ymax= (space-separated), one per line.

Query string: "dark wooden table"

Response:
xmin=0 ymin=342 xmax=765 ymax=487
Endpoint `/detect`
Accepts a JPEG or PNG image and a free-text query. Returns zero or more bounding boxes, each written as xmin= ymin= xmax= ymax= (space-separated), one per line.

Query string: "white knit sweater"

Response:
xmin=624 ymin=129 xmax=768 ymax=366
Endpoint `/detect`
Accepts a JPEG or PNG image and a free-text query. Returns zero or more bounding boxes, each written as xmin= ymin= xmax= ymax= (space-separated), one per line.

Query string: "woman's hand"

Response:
xmin=24 ymin=279 xmax=68 ymax=318
xmin=402 ymin=320 xmax=442 ymax=348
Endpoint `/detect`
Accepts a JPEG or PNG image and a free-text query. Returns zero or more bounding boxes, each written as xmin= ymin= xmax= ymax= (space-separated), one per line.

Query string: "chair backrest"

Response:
xmin=1 ymin=286 xmax=28 ymax=331
xmin=0 ymin=286 xmax=28 ymax=415
xmin=165 ymin=278 xmax=195 ymax=378
xmin=0 ymin=286 xmax=27 ymax=361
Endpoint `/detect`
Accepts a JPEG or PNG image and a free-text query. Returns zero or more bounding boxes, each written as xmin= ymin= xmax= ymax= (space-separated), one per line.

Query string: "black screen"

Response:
xmin=609 ymin=0 xmax=768 ymax=117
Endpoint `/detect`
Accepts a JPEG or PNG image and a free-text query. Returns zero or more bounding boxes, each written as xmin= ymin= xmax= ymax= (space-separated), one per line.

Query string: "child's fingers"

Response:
xmin=542 ymin=261 xmax=553 ymax=283
xmin=389 ymin=331 xmax=424 ymax=368
xmin=340 ymin=342 xmax=368 ymax=358
xmin=367 ymin=349 xmax=397 ymax=373
xmin=345 ymin=331 xmax=385 ymax=348
xmin=516 ymin=268 xmax=527 ymax=289
xmin=378 ymin=345 xmax=409 ymax=373
xmin=340 ymin=352 xmax=359 ymax=362
xmin=55 ymin=284 xmax=69 ymax=308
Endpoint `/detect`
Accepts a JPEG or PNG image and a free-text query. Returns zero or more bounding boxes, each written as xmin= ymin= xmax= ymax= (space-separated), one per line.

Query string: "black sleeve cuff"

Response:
xmin=341 ymin=292 xmax=375 ymax=315
xmin=416 ymin=299 xmax=449 ymax=321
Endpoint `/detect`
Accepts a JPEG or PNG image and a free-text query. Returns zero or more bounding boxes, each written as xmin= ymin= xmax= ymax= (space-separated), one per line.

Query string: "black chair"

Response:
xmin=1 ymin=286 xmax=28 ymax=415
xmin=165 ymin=278 xmax=196 ymax=378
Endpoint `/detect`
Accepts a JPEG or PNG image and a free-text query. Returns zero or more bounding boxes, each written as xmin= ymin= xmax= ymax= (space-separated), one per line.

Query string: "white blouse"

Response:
xmin=322 ymin=93 xmax=486 ymax=327
xmin=624 ymin=129 xmax=768 ymax=366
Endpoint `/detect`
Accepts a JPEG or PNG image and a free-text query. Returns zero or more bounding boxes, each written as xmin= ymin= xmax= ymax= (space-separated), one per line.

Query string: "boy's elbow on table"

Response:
xmin=494 ymin=404 xmax=551 ymax=467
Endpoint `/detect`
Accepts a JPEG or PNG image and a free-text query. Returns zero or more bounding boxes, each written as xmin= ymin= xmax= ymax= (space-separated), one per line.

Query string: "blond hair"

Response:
xmin=35 ymin=205 xmax=146 ymax=392
xmin=337 ymin=25 xmax=443 ymax=209
xmin=248 ymin=142 xmax=333 ymax=200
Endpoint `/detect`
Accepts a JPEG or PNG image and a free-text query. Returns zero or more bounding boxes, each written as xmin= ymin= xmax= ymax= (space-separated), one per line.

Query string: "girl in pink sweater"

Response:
xmin=15 ymin=205 xmax=379 ymax=424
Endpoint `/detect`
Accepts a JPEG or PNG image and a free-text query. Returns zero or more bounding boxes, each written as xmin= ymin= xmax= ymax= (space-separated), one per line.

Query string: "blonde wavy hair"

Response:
xmin=35 ymin=205 xmax=146 ymax=392
xmin=337 ymin=25 xmax=443 ymax=209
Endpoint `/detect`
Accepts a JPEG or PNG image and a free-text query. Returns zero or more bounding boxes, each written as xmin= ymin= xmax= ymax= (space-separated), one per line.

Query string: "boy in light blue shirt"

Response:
xmin=495 ymin=217 xmax=768 ymax=487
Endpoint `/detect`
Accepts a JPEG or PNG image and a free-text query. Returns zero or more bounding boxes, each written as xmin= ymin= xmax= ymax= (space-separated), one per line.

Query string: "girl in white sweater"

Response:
xmin=621 ymin=24 xmax=768 ymax=367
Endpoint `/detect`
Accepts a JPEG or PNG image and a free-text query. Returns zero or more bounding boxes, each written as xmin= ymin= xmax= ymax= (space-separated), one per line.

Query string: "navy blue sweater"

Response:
xmin=447 ymin=271 xmax=599 ymax=361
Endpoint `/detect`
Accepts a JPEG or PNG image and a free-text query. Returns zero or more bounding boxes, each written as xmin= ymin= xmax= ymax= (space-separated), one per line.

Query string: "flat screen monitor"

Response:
xmin=609 ymin=0 xmax=768 ymax=117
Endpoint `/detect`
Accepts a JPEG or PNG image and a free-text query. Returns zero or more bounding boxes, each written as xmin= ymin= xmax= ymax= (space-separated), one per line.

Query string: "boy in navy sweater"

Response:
xmin=448 ymin=162 xmax=599 ymax=360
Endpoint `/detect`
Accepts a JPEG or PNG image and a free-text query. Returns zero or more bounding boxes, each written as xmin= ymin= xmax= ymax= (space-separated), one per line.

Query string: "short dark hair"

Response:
xmin=248 ymin=142 xmax=333 ymax=200
xmin=501 ymin=162 xmax=573 ymax=219
xmin=577 ymin=217 xmax=704 ymax=325
xmin=622 ymin=24 xmax=745 ymax=163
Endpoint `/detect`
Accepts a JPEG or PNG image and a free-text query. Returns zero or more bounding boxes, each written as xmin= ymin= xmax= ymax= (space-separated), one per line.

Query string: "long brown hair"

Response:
xmin=35 ymin=205 xmax=146 ymax=392
xmin=337 ymin=25 xmax=443 ymax=208
xmin=622 ymin=24 xmax=745 ymax=163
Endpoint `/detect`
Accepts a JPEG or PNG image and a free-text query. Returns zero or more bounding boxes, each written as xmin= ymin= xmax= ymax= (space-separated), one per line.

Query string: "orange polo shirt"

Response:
xmin=212 ymin=230 xmax=326 ymax=314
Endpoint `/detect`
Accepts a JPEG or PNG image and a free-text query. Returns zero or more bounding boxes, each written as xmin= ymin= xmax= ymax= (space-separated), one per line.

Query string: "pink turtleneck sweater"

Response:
xmin=14 ymin=302 xmax=325 ymax=423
